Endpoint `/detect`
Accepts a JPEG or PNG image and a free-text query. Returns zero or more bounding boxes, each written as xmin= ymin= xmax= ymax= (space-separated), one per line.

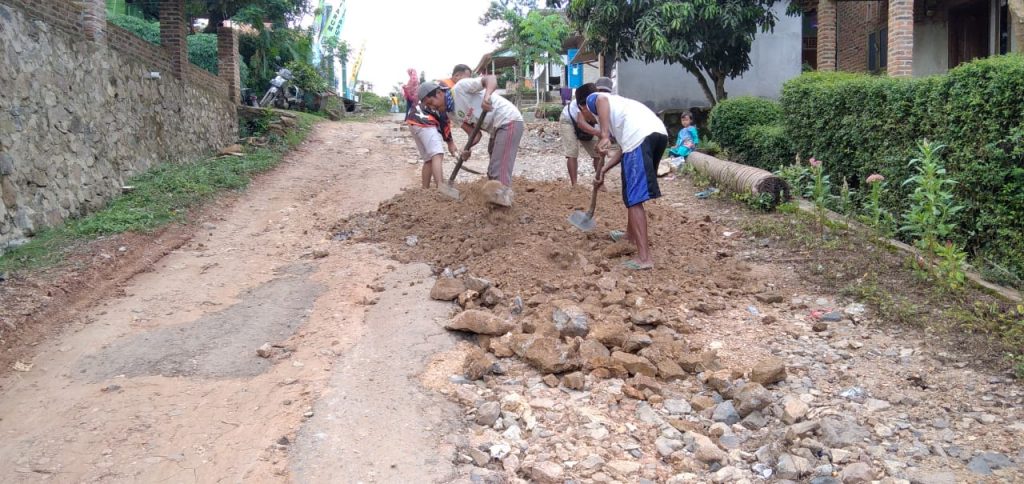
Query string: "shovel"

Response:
xmin=568 ymin=159 xmax=605 ymax=231
xmin=440 ymin=110 xmax=489 ymax=200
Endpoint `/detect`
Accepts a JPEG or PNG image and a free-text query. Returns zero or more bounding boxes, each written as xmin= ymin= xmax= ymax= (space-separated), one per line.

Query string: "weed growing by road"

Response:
xmin=900 ymin=141 xmax=967 ymax=291
xmin=0 ymin=113 xmax=320 ymax=272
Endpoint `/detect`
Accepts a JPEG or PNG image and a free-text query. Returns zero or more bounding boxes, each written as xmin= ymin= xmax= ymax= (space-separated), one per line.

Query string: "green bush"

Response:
xmin=709 ymin=96 xmax=783 ymax=152
xmin=285 ymin=60 xmax=328 ymax=95
xmin=781 ymin=55 xmax=1024 ymax=284
xmin=187 ymin=34 xmax=218 ymax=75
xmin=535 ymin=103 xmax=562 ymax=121
xmin=739 ymin=124 xmax=795 ymax=170
xmin=358 ymin=92 xmax=391 ymax=113
xmin=108 ymin=13 xmax=160 ymax=44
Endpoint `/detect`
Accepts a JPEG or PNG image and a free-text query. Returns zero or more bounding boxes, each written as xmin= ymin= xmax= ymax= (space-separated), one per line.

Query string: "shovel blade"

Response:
xmin=439 ymin=184 xmax=461 ymax=200
xmin=568 ymin=210 xmax=596 ymax=231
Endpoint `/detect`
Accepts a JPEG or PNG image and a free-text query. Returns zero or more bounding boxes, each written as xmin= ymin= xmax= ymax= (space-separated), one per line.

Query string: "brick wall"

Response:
xmin=0 ymin=1 xmax=238 ymax=249
xmin=106 ymin=23 xmax=173 ymax=75
xmin=0 ymin=0 xmax=85 ymax=38
xmin=817 ymin=0 xmax=838 ymax=71
xmin=836 ymin=1 xmax=888 ymax=72
xmin=887 ymin=0 xmax=915 ymax=76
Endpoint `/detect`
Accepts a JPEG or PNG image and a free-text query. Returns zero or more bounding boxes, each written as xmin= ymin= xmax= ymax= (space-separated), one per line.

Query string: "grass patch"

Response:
xmin=0 ymin=113 xmax=320 ymax=272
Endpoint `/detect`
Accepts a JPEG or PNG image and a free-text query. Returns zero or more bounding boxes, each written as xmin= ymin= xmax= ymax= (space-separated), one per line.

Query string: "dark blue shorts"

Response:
xmin=621 ymin=133 xmax=668 ymax=207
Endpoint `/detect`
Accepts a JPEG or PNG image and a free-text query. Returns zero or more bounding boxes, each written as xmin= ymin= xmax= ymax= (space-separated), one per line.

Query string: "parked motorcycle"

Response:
xmin=259 ymin=68 xmax=302 ymax=109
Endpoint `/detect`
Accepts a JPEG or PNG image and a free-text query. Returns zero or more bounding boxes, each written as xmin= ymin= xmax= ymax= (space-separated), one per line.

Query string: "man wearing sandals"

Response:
xmin=576 ymin=83 xmax=668 ymax=270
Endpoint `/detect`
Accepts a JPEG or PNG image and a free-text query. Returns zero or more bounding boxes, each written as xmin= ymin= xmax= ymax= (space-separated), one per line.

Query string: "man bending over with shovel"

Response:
xmin=576 ymin=83 xmax=668 ymax=270
xmin=407 ymin=81 xmax=459 ymax=190
xmin=451 ymin=74 xmax=524 ymax=206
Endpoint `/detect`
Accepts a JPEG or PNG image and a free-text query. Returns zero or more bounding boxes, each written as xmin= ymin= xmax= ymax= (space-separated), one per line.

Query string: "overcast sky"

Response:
xmin=338 ymin=0 xmax=498 ymax=95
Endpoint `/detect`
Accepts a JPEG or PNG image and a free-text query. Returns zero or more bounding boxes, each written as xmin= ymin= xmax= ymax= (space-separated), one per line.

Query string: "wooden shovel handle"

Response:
xmin=448 ymin=110 xmax=489 ymax=185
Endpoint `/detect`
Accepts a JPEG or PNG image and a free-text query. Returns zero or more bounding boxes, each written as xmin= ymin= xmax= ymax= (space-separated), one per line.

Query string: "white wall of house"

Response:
xmin=614 ymin=2 xmax=801 ymax=111
xmin=914 ymin=20 xmax=949 ymax=76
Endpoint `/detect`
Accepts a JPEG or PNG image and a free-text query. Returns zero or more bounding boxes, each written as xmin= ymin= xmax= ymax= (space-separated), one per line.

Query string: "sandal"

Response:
xmin=622 ymin=260 xmax=654 ymax=270
xmin=609 ymin=229 xmax=626 ymax=242
xmin=695 ymin=187 xmax=719 ymax=199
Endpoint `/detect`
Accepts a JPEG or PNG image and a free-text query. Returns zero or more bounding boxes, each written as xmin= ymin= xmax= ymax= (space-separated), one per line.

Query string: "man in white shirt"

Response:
xmin=451 ymin=75 xmax=525 ymax=194
xmin=576 ymin=83 xmax=668 ymax=270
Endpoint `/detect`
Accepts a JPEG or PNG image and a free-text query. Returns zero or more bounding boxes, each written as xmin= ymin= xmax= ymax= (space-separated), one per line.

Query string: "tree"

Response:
xmin=551 ymin=0 xmax=783 ymax=106
xmin=196 ymin=0 xmax=309 ymax=32
xmin=481 ymin=1 xmax=570 ymax=78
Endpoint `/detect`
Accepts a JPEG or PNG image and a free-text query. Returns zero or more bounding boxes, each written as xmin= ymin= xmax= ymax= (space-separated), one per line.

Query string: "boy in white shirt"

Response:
xmin=561 ymin=78 xmax=620 ymax=185
xmin=451 ymin=75 xmax=525 ymax=196
xmin=576 ymin=83 xmax=668 ymax=270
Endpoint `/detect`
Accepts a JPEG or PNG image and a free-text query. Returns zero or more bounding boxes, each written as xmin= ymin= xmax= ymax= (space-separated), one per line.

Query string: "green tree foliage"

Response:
xmin=195 ymin=0 xmax=308 ymax=32
xmin=552 ymin=0 xmax=782 ymax=106
xmin=481 ymin=1 xmax=570 ymax=75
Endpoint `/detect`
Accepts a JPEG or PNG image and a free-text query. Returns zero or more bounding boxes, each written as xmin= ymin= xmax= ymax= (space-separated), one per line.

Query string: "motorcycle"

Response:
xmin=259 ymin=68 xmax=303 ymax=109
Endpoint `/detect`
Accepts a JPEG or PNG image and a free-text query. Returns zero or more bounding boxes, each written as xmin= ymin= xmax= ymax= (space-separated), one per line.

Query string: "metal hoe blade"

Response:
xmin=439 ymin=183 xmax=461 ymax=200
xmin=568 ymin=210 xmax=596 ymax=231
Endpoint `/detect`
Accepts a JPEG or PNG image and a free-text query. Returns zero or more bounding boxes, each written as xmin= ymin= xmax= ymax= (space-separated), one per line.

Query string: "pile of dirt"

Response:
xmin=337 ymin=178 xmax=761 ymax=303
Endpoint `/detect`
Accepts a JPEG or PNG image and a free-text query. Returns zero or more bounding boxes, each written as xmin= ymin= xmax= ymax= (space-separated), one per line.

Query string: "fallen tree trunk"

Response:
xmin=687 ymin=152 xmax=790 ymax=206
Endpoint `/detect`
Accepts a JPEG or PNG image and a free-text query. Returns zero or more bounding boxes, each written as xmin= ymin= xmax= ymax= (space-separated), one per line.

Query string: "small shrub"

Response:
xmin=739 ymin=124 xmax=795 ymax=170
xmin=285 ymin=61 xmax=328 ymax=94
xmin=187 ymin=33 xmax=218 ymax=75
xmin=357 ymin=91 xmax=391 ymax=113
xmin=535 ymin=103 xmax=562 ymax=121
xmin=709 ymin=96 xmax=783 ymax=153
xmin=781 ymin=57 xmax=1024 ymax=284
xmin=108 ymin=13 xmax=160 ymax=44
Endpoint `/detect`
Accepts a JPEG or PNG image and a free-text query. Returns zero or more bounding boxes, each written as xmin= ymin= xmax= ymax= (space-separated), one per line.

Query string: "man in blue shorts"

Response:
xmin=575 ymin=83 xmax=668 ymax=270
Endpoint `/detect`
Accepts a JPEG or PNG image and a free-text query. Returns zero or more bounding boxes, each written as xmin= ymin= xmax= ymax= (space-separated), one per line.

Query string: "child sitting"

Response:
xmin=666 ymin=112 xmax=699 ymax=175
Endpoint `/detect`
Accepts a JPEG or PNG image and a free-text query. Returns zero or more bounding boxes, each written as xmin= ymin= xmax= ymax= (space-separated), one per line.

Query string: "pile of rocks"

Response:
xmin=427 ymin=274 xmax=1022 ymax=483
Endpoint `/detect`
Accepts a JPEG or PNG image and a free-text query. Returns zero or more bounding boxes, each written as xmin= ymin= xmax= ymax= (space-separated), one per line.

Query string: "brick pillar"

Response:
xmin=887 ymin=0 xmax=914 ymax=77
xmin=817 ymin=0 xmax=837 ymax=71
xmin=159 ymin=0 xmax=188 ymax=79
xmin=79 ymin=0 xmax=107 ymax=42
xmin=1012 ymin=6 xmax=1024 ymax=54
xmin=217 ymin=26 xmax=241 ymax=103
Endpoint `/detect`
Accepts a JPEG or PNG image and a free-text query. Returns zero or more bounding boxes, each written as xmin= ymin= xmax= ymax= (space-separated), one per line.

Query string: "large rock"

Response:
xmin=530 ymin=461 xmax=564 ymax=483
xmin=588 ymin=320 xmax=630 ymax=348
xmin=966 ymin=452 xmax=1013 ymax=475
xmin=578 ymin=339 xmax=611 ymax=369
xmin=678 ymin=350 xmax=719 ymax=373
xmin=513 ymin=335 xmax=580 ymax=373
xmin=734 ymin=382 xmax=772 ymax=417
xmin=819 ymin=418 xmax=870 ymax=448
xmin=430 ymin=277 xmax=466 ymax=301
xmin=551 ymin=301 xmax=590 ymax=338
xmin=750 ymin=357 xmax=787 ymax=385
xmin=689 ymin=432 xmax=727 ymax=464
xmin=776 ymin=453 xmax=812 ymax=480
xmin=782 ymin=395 xmax=810 ymax=424
xmin=611 ymin=351 xmax=657 ymax=377
xmin=712 ymin=401 xmax=740 ymax=425
xmin=840 ymin=462 xmax=874 ymax=483
xmin=630 ymin=308 xmax=665 ymax=325
xmin=463 ymin=347 xmax=493 ymax=380
xmin=475 ymin=401 xmax=501 ymax=426
xmin=464 ymin=275 xmax=492 ymax=293
xmin=445 ymin=310 xmax=513 ymax=335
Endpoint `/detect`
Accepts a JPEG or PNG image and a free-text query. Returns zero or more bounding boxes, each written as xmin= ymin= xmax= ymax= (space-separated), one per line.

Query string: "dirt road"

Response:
xmin=0 ymin=120 xmax=455 ymax=482
xmin=1 ymin=118 xmax=1021 ymax=484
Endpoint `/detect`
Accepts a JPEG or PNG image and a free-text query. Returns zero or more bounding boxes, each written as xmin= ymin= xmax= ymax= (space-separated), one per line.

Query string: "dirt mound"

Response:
xmin=336 ymin=178 xmax=757 ymax=304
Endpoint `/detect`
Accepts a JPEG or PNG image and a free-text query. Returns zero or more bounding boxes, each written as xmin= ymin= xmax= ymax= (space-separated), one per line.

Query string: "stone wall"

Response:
xmin=0 ymin=2 xmax=238 ymax=250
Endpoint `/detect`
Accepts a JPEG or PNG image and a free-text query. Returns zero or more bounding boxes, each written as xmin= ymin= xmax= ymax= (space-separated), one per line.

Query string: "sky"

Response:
xmin=337 ymin=0 xmax=499 ymax=95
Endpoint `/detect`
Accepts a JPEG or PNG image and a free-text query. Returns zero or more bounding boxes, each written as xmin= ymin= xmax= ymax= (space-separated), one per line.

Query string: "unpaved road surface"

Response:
xmin=1 ymin=118 xmax=1021 ymax=484
xmin=0 ymin=120 xmax=457 ymax=482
